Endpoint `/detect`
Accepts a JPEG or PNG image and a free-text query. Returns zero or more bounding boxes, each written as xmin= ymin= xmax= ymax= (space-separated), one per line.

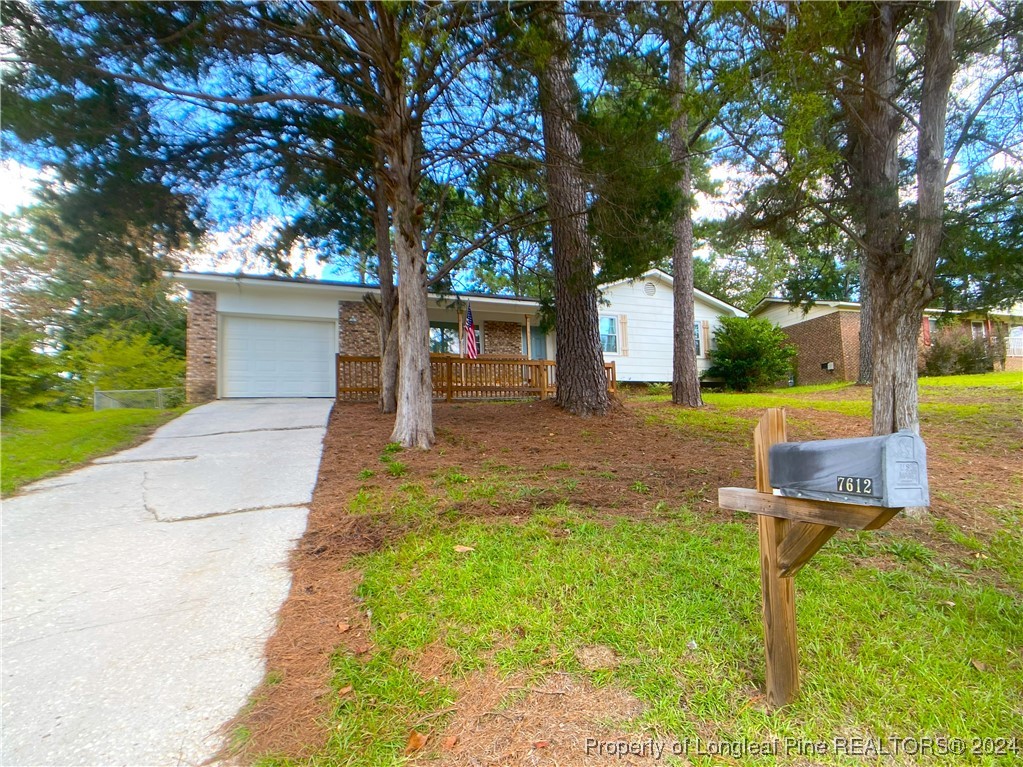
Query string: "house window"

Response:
xmin=1009 ymin=325 xmax=1023 ymax=358
xmin=431 ymin=321 xmax=481 ymax=355
xmin=694 ymin=322 xmax=702 ymax=357
xmin=599 ymin=316 xmax=619 ymax=353
xmin=971 ymin=321 xmax=987 ymax=340
xmin=430 ymin=322 xmax=460 ymax=354
xmin=928 ymin=317 xmax=938 ymax=339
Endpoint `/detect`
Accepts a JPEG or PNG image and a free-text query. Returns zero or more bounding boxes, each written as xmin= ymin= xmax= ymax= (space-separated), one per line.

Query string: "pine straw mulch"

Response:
xmin=224 ymin=393 xmax=1021 ymax=765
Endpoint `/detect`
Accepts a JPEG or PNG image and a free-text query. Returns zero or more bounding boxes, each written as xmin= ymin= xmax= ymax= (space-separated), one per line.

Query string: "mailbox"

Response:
xmin=768 ymin=430 xmax=929 ymax=508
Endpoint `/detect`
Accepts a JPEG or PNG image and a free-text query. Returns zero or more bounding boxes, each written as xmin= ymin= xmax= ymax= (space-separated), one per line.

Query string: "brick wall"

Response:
xmin=838 ymin=311 xmax=862 ymax=383
xmin=483 ymin=321 xmax=523 ymax=356
xmin=782 ymin=311 xmax=852 ymax=386
xmin=338 ymin=301 xmax=379 ymax=356
xmin=186 ymin=290 xmax=217 ymax=403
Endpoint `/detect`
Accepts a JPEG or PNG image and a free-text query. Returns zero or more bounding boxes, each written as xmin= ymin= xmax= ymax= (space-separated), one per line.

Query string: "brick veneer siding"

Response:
xmin=838 ymin=311 xmax=862 ymax=383
xmin=338 ymin=301 xmax=379 ymax=356
xmin=186 ymin=290 xmax=218 ymax=403
xmin=783 ymin=311 xmax=854 ymax=386
xmin=483 ymin=321 xmax=523 ymax=356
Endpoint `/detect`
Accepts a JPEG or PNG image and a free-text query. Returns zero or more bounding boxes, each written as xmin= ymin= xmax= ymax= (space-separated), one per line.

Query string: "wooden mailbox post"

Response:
xmin=718 ymin=408 xmax=929 ymax=708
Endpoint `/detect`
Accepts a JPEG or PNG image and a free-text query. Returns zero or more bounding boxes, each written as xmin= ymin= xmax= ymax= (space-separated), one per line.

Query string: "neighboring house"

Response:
xmin=595 ymin=269 xmax=747 ymax=382
xmin=172 ymin=271 xmax=550 ymax=401
xmin=172 ymin=268 xmax=746 ymax=402
xmin=751 ymin=297 xmax=1023 ymax=385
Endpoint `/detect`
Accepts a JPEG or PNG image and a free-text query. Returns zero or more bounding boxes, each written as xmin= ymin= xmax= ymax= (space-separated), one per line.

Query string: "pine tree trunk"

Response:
xmin=668 ymin=21 xmax=703 ymax=408
xmin=536 ymin=4 xmax=611 ymax=417
xmin=857 ymin=256 xmax=873 ymax=385
xmin=373 ymin=165 xmax=399 ymax=414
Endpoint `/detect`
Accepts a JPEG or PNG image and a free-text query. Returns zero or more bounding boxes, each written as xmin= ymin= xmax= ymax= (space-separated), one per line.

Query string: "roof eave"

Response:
xmin=165 ymin=270 xmax=543 ymax=308
xmin=598 ymin=268 xmax=747 ymax=317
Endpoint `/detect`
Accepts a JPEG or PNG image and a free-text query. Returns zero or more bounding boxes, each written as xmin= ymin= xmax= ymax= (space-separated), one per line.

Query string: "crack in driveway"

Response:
xmin=4 ymin=603 xmax=207 ymax=649
xmin=96 ymin=455 xmax=198 ymax=465
xmin=155 ymin=425 xmax=323 ymax=440
xmin=141 ymin=471 xmax=307 ymax=523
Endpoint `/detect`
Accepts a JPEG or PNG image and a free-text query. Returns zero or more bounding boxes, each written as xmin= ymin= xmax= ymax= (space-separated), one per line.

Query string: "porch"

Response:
xmin=336 ymin=354 xmax=617 ymax=402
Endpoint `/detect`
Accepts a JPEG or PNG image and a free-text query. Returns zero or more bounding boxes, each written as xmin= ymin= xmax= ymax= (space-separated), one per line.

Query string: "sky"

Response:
xmin=180 ymin=218 xmax=330 ymax=279
xmin=0 ymin=159 xmax=44 ymax=215
xmin=0 ymin=157 xmax=339 ymax=279
xmin=0 ymin=151 xmax=734 ymax=282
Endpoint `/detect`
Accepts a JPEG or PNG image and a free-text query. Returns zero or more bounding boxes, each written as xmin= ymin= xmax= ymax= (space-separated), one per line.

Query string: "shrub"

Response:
xmin=0 ymin=334 xmax=59 ymax=414
xmin=703 ymin=316 xmax=796 ymax=392
xmin=63 ymin=330 xmax=185 ymax=405
xmin=921 ymin=326 xmax=995 ymax=376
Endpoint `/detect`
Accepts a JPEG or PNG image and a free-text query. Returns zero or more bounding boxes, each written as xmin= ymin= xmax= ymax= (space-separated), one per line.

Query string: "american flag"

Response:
xmin=464 ymin=302 xmax=478 ymax=359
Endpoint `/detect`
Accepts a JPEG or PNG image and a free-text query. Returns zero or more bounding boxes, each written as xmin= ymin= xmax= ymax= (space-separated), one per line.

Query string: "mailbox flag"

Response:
xmin=464 ymin=302 xmax=478 ymax=359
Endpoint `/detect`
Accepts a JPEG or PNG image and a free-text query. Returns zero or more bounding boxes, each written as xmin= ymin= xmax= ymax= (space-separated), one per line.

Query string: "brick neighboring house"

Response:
xmin=751 ymin=298 xmax=1023 ymax=385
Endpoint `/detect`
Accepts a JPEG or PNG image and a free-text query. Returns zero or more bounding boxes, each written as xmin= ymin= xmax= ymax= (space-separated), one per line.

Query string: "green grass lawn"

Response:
xmin=335 ymin=512 xmax=1020 ymax=766
xmin=248 ymin=371 xmax=1022 ymax=766
xmin=1 ymin=407 xmax=186 ymax=495
xmin=919 ymin=370 xmax=1023 ymax=389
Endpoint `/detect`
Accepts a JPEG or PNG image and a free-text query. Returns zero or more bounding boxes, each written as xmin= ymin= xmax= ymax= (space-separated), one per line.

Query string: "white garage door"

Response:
xmin=222 ymin=316 xmax=336 ymax=398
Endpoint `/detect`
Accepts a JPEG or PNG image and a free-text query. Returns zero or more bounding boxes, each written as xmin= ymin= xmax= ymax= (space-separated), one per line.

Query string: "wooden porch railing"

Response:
xmin=336 ymin=354 xmax=616 ymax=402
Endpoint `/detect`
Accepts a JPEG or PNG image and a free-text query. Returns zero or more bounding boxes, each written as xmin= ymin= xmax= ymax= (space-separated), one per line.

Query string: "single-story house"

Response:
xmin=595 ymin=269 xmax=747 ymax=382
xmin=751 ymin=297 xmax=1023 ymax=385
xmin=171 ymin=268 xmax=746 ymax=402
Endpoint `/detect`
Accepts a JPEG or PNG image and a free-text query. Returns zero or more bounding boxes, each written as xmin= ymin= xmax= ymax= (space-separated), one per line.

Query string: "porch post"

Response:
xmin=525 ymin=314 xmax=532 ymax=359
xmin=457 ymin=309 xmax=464 ymax=358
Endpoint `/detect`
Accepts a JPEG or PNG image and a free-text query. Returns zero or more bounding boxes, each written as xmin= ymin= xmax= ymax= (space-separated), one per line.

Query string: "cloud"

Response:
xmin=178 ymin=218 xmax=326 ymax=278
xmin=0 ymin=160 xmax=46 ymax=214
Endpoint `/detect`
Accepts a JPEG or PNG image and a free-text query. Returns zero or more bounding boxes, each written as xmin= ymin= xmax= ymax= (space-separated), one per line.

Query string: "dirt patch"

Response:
xmin=413 ymin=670 xmax=650 ymax=767
xmin=412 ymin=639 xmax=460 ymax=682
xmin=575 ymin=645 xmax=622 ymax=672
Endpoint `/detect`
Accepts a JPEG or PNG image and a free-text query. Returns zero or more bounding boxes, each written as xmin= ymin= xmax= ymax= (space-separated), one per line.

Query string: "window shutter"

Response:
xmin=701 ymin=320 xmax=711 ymax=357
xmin=619 ymin=315 xmax=629 ymax=356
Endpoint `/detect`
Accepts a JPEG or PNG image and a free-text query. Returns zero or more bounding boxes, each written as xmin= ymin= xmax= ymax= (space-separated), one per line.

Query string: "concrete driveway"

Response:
xmin=2 ymin=398 xmax=332 ymax=767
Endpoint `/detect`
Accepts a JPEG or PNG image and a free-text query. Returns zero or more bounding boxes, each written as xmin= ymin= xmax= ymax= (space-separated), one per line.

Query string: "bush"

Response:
xmin=921 ymin=327 xmax=995 ymax=376
xmin=703 ymin=316 xmax=796 ymax=392
xmin=63 ymin=330 xmax=185 ymax=405
xmin=0 ymin=334 xmax=59 ymax=414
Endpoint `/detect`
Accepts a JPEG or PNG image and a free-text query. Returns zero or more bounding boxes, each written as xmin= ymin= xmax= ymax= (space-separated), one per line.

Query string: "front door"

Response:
xmin=529 ymin=325 xmax=547 ymax=360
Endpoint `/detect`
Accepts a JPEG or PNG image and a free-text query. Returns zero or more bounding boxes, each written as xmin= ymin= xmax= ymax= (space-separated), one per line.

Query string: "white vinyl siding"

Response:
xmin=597 ymin=273 xmax=737 ymax=382
xmin=755 ymin=301 xmax=841 ymax=329
xmin=221 ymin=316 xmax=336 ymax=397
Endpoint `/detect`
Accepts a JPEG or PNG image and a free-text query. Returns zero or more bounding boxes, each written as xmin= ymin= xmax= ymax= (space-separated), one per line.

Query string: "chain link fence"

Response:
xmin=93 ymin=387 xmax=184 ymax=411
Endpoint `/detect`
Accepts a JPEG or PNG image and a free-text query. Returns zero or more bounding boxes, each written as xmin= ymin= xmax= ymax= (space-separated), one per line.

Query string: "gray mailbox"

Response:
xmin=769 ymin=430 xmax=929 ymax=508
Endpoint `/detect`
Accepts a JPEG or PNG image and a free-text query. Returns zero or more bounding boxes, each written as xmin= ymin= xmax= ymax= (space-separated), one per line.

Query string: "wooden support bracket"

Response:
xmin=718 ymin=488 xmax=901 ymax=531
xmin=777 ymin=522 xmax=836 ymax=578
